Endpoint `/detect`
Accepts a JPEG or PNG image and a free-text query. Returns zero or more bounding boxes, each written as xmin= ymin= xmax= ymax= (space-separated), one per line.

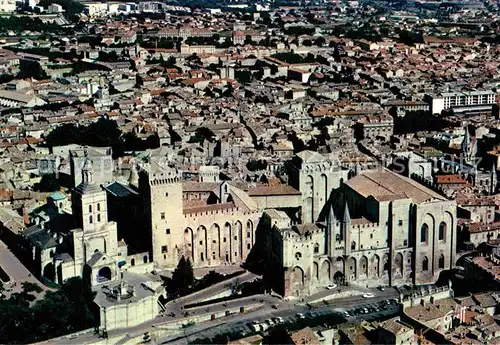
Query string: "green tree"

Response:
xmin=21 ymin=282 xmax=43 ymax=295
xmin=34 ymin=174 xmax=60 ymax=192
xmin=169 ymin=256 xmax=194 ymax=298
xmin=263 ymin=325 xmax=294 ymax=344
xmin=0 ymin=277 xmax=96 ymax=344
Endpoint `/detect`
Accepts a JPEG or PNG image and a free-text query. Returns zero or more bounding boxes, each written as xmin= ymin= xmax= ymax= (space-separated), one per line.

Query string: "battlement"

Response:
xmin=350 ymin=220 xmax=380 ymax=229
xmin=282 ymin=225 xmax=325 ymax=243
xmin=150 ymin=176 xmax=180 ymax=186
xmin=183 ymin=202 xmax=258 ymax=219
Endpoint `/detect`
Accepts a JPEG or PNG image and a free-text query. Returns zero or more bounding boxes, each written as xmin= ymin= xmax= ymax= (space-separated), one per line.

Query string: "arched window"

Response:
xmin=89 ymin=215 xmax=93 ymax=224
xmin=97 ymin=214 xmax=101 ymax=222
xmin=88 ymin=204 xmax=92 ymax=213
xmin=438 ymin=222 xmax=446 ymax=241
xmin=351 ymin=241 xmax=356 ymax=250
xmin=131 ymin=258 xmax=135 ymax=266
xmin=422 ymin=256 xmax=429 ymax=271
xmin=438 ymin=254 xmax=445 ymax=269
xmin=143 ymin=255 xmax=148 ymax=264
xmin=421 ymin=224 xmax=428 ymax=243
xmin=97 ymin=203 xmax=100 ymax=211
xmin=314 ymin=243 xmax=319 ymax=254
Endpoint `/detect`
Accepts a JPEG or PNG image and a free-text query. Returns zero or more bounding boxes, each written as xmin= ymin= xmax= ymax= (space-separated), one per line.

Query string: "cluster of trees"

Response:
xmin=392 ymin=110 xmax=451 ymax=134
xmin=188 ymin=127 xmax=216 ymax=144
xmin=44 ymin=118 xmax=159 ymax=158
xmin=284 ymin=26 xmax=316 ymax=36
xmin=38 ymin=0 xmax=84 ymax=22
xmin=0 ymin=17 xmax=61 ymax=33
xmin=163 ymin=256 xmax=242 ymax=300
xmin=33 ymin=174 xmax=61 ymax=192
xmin=0 ymin=278 xmax=96 ymax=344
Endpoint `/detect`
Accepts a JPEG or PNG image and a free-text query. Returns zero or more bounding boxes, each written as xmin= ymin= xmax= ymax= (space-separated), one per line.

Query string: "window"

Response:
xmin=234 ymin=236 xmax=237 ymax=240
xmin=212 ymin=240 xmax=216 ymax=244
xmin=161 ymin=212 xmax=165 ymax=220
xmin=247 ymin=243 xmax=251 ymax=249
xmin=438 ymin=254 xmax=445 ymax=269
xmin=438 ymin=222 xmax=446 ymax=241
xmin=398 ymin=220 xmax=403 ymax=226
xmin=89 ymin=215 xmax=93 ymax=224
xmin=403 ymin=239 xmax=408 ymax=246
xmin=97 ymin=214 xmax=101 ymax=222
xmin=361 ymin=244 xmax=363 ymax=249
xmin=422 ymin=256 xmax=429 ymax=271
xmin=351 ymin=241 xmax=356 ymax=250
xmin=421 ymin=224 xmax=428 ymax=243
xmin=161 ymin=245 xmax=168 ymax=253
xmin=247 ymin=232 xmax=250 ymax=238
xmin=234 ymin=252 xmax=237 ymax=257
xmin=370 ymin=234 xmax=373 ymax=239
xmin=314 ymin=243 xmax=319 ymax=254
xmin=165 ymin=192 xmax=169 ymax=197
xmin=223 ymin=237 xmax=226 ymax=243
xmin=97 ymin=203 xmax=100 ymax=211
xmin=199 ymin=241 xmax=203 ymax=245
xmin=89 ymin=205 xmax=92 ymax=212
xmin=166 ymin=229 xmax=170 ymax=235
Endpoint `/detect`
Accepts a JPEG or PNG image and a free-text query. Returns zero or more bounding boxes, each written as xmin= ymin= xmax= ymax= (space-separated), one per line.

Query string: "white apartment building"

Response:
xmin=427 ymin=91 xmax=496 ymax=115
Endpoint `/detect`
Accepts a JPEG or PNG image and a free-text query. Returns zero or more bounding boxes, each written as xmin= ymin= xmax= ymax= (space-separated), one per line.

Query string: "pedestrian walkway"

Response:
xmin=0 ymin=240 xmax=49 ymax=299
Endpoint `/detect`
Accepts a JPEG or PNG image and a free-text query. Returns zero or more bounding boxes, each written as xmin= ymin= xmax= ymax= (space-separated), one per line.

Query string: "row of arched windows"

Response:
xmin=422 ymin=255 xmax=445 ymax=271
xmin=89 ymin=214 xmax=102 ymax=224
xmin=421 ymin=222 xmax=447 ymax=243
xmin=88 ymin=203 xmax=101 ymax=213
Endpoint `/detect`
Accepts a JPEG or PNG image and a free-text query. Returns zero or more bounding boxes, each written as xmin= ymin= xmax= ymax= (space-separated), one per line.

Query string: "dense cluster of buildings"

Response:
xmin=0 ymin=0 xmax=500 ymax=342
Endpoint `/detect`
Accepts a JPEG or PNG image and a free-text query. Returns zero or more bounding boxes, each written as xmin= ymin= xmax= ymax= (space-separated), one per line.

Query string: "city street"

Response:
xmin=0 ymin=240 xmax=48 ymax=299
xmin=157 ymin=287 xmax=400 ymax=344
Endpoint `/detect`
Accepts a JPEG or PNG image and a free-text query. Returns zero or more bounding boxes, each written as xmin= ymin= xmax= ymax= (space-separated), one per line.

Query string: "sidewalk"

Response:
xmin=0 ymin=240 xmax=49 ymax=299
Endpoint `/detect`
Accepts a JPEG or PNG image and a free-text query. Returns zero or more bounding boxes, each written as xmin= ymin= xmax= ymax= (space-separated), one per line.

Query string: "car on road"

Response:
xmin=326 ymin=284 xmax=338 ymax=290
xmin=363 ymin=293 xmax=375 ymax=298
xmin=273 ymin=317 xmax=284 ymax=324
xmin=259 ymin=323 xmax=269 ymax=332
xmin=296 ymin=313 xmax=306 ymax=319
xmin=378 ymin=286 xmax=385 ymax=291
xmin=362 ymin=308 xmax=369 ymax=314
xmin=249 ymin=324 xmax=260 ymax=332
xmin=265 ymin=319 xmax=275 ymax=326
xmin=271 ymin=304 xmax=279 ymax=309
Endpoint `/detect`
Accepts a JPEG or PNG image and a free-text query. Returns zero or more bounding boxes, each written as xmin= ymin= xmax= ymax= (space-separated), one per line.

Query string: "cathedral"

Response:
xmin=266 ymin=168 xmax=457 ymax=298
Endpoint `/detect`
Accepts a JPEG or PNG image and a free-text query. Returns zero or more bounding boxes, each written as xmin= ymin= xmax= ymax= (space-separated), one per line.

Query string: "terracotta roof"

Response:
xmin=247 ymin=184 xmax=301 ymax=196
xmin=435 ymin=174 xmax=467 ymax=185
xmin=290 ymin=327 xmax=320 ymax=345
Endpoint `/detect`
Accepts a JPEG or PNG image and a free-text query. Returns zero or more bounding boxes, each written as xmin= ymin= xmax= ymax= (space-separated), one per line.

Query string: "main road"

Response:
xmin=158 ymin=287 xmax=400 ymax=344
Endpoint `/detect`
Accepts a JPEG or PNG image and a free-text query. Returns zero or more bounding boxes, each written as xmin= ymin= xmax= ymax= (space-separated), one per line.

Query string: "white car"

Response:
xmin=274 ymin=316 xmax=284 ymax=324
xmin=326 ymin=284 xmax=338 ymax=290
xmin=296 ymin=313 xmax=306 ymax=319
xmin=363 ymin=293 xmax=375 ymax=298
xmin=250 ymin=324 xmax=260 ymax=332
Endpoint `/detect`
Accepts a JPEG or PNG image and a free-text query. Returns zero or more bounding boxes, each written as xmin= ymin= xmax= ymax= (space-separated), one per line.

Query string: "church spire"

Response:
xmin=343 ymin=202 xmax=351 ymax=224
xmin=491 ymin=162 xmax=497 ymax=195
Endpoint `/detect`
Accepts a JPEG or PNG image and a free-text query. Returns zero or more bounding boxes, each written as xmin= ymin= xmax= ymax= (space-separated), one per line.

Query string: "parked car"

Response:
xmin=363 ymin=293 xmax=375 ymax=298
xmin=250 ymin=324 xmax=260 ymax=332
xmin=326 ymin=284 xmax=338 ymax=290
xmin=296 ymin=313 xmax=306 ymax=319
